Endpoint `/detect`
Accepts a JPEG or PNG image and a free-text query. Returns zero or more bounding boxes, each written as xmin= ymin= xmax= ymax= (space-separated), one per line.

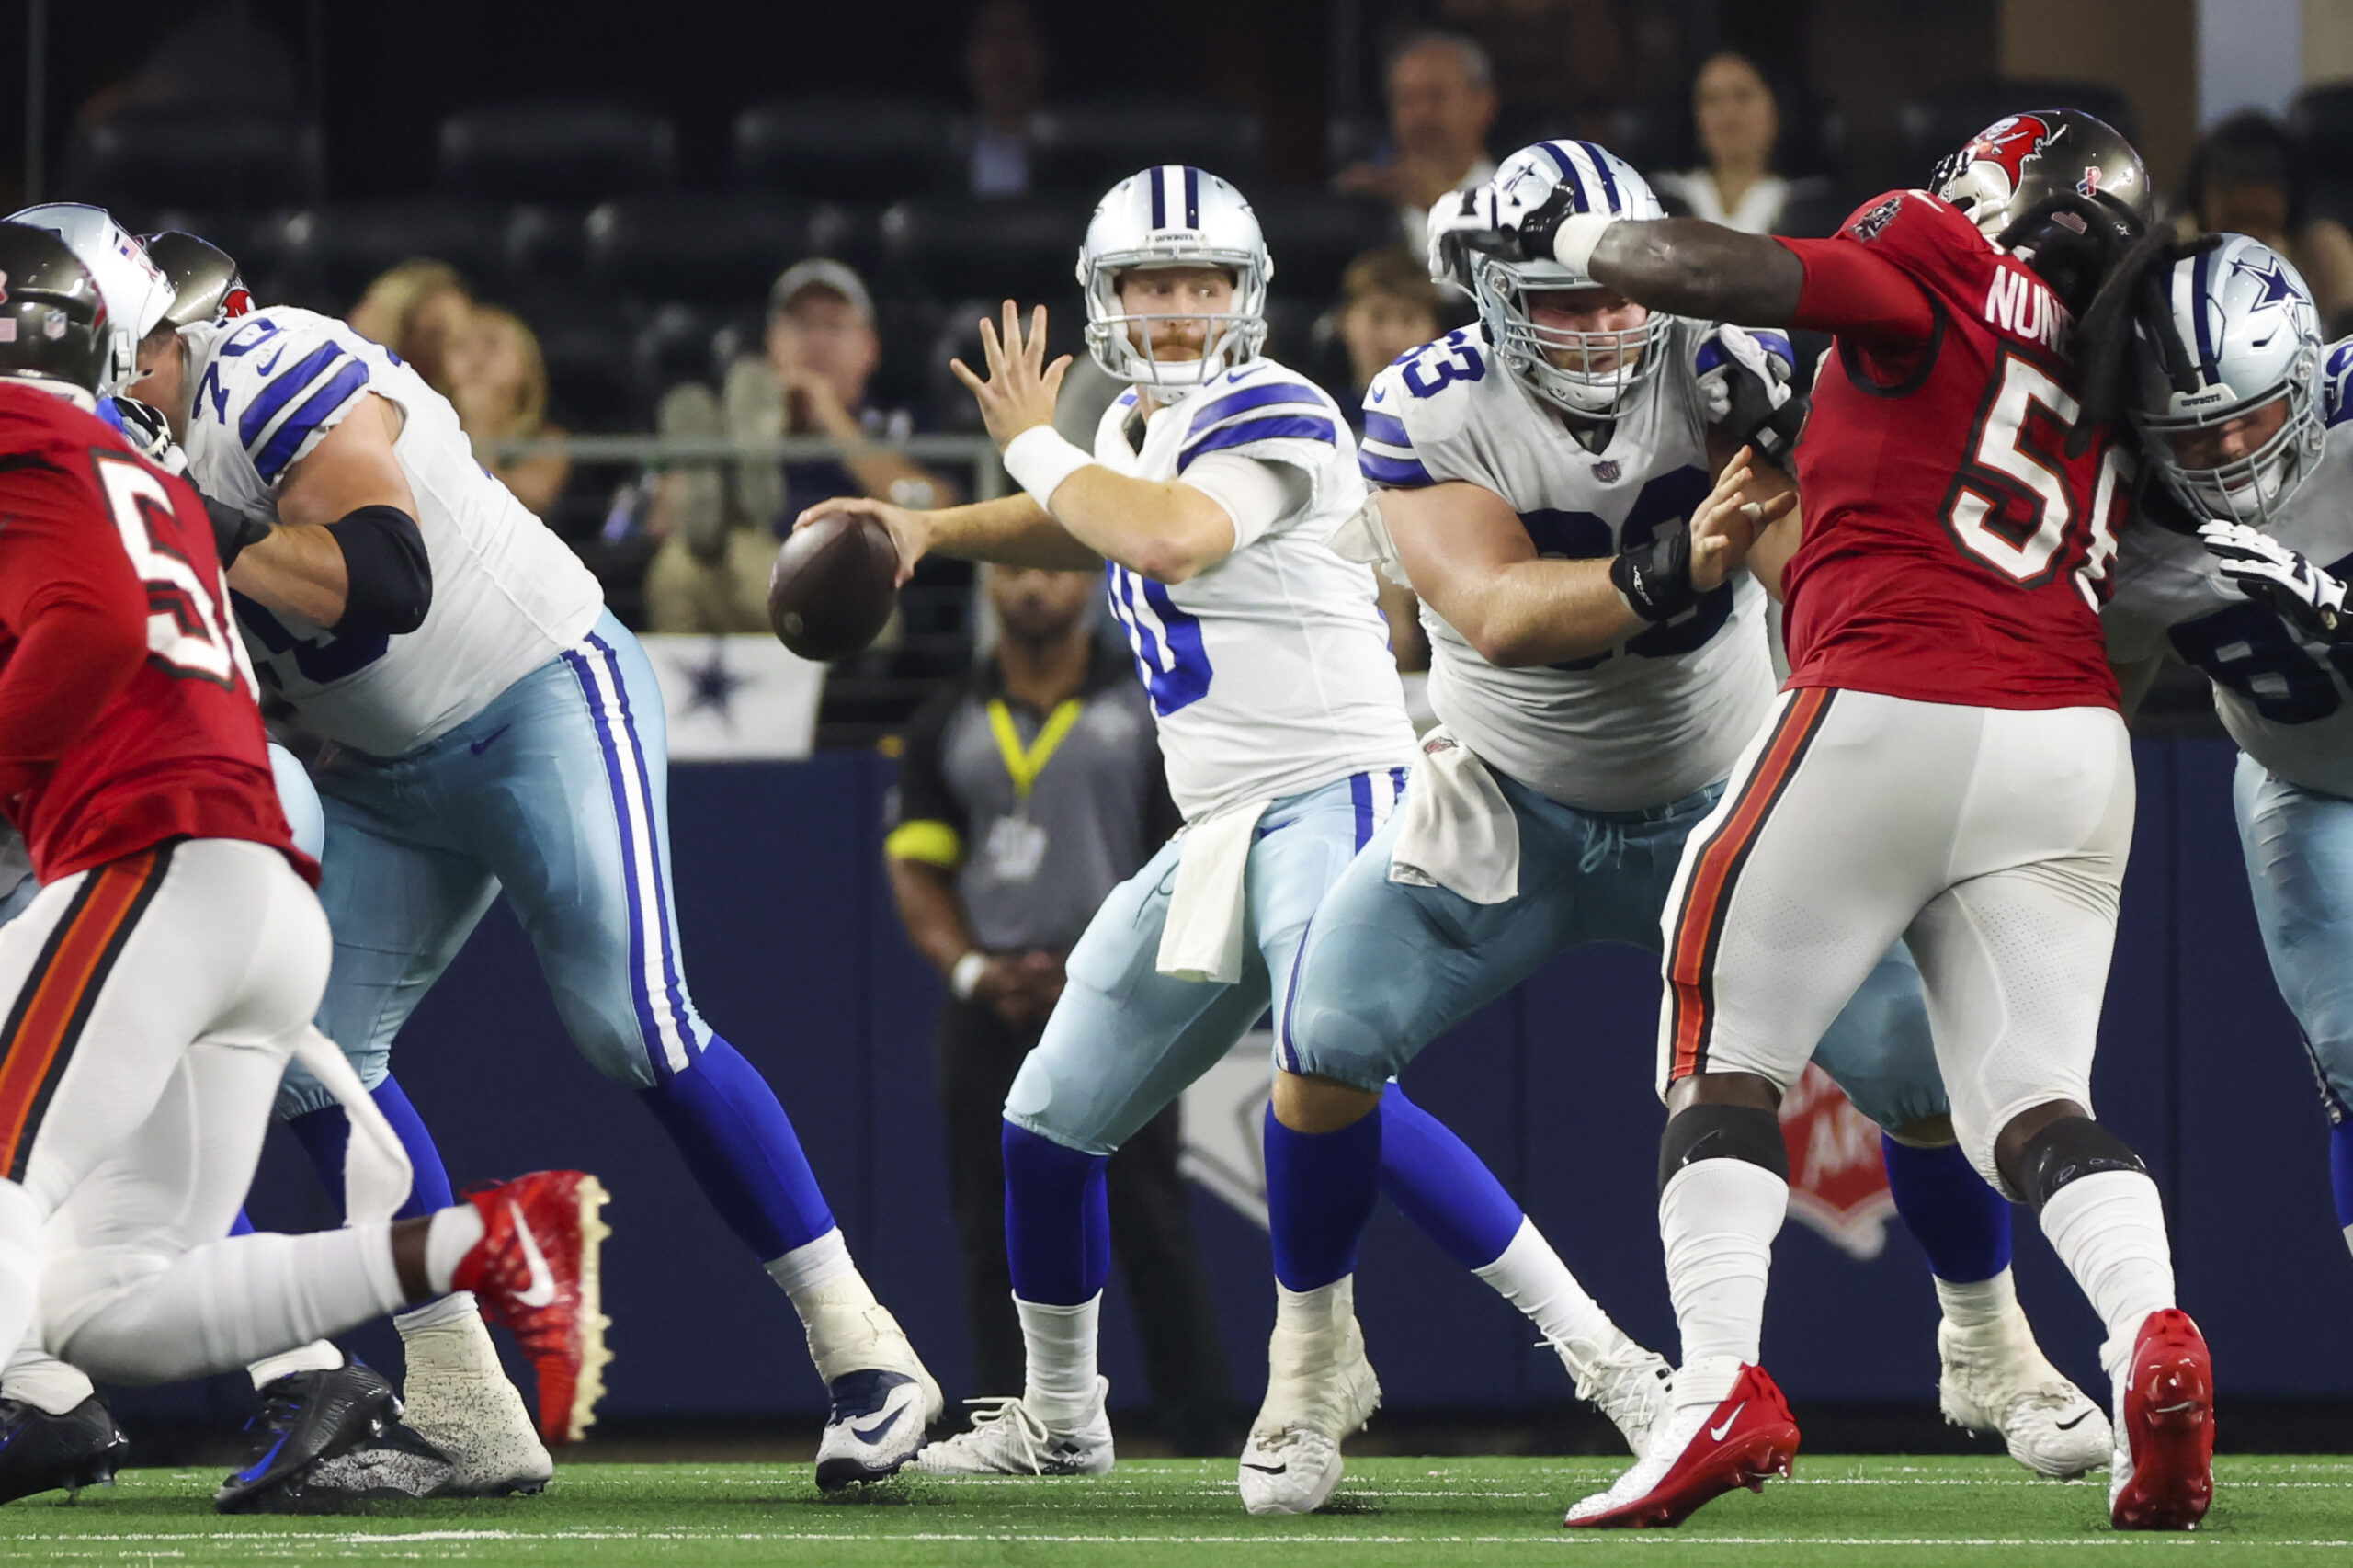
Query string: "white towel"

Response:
xmin=1324 ymin=493 xmax=1414 ymax=587
xmin=1389 ymin=729 xmax=1521 ymax=904
xmin=290 ymin=1025 xmax=415 ymax=1225
xmin=1155 ymin=796 xmax=1273 ymax=983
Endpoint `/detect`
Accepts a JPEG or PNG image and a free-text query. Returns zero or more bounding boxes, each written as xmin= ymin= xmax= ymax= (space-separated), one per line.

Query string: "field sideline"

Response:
xmin=0 ymin=1456 xmax=2343 ymax=1566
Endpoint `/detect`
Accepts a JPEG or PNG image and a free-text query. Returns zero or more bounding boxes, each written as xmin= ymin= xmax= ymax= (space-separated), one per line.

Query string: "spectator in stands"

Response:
xmin=966 ymin=0 xmax=1048 ymax=197
xmin=2180 ymin=109 xmax=2353 ymax=329
xmin=885 ymin=563 xmax=1233 ymax=1452
xmin=1330 ymin=247 xmax=1440 ymax=676
xmin=347 ymin=258 xmax=472 ymax=393
xmin=644 ymin=259 xmax=954 ymax=634
xmin=1652 ymin=52 xmax=1838 ymax=237
xmin=1335 ymin=31 xmax=1498 ymax=255
xmin=448 ymin=305 xmax=570 ymax=520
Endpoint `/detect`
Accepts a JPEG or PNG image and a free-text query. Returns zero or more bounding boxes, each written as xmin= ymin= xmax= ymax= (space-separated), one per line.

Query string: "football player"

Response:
xmin=38 ymin=210 xmax=943 ymax=1489
xmin=1465 ymin=112 xmax=2215 ymax=1530
xmin=2105 ymin=236 xmax=2353 ymax=1294
xmin=1256 ymin=140 xmax=2109 ymax=1515
xmin=801 ymin=166 xmax=1668 ymax=1483
xmin=0 ymin=218 xmax=605 ymax=1507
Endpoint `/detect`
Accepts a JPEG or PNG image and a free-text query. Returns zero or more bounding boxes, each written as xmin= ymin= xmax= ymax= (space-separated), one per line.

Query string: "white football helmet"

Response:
xmin=5 ymin=203 xmax=171 ymax=396
xmin=1449 ymin=141 xmax=1670 ymax=420
xmin=1078 ymin=165 xmax=1269 ymax=397
xmin=2132 ymin=233 xmax=2325 ymax=528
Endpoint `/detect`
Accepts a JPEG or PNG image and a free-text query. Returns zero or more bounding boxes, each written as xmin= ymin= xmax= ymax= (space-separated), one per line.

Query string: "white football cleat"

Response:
xmin=1938 ymin=1309 xmax=2111 ymax=1480
xmin=913 ymin=1380 xmax=1115 ymax=1477
xmin=1237 ymin=1280 xmax=1381 ymax=1517
xmin=801 ymin=1278 xmax=945 ymax=1489
xmin=1563 ymin=1335 xmax=1675 ymax=1459
xmin=398 ymin=1307 xmax=554 ymax=1495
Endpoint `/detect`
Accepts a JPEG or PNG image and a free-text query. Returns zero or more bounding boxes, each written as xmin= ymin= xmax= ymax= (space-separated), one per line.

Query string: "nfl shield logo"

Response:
xmin=1593 ymin=460 xmax=1621 ymax=483
xmin=1779 ymin=1063 xmax=1897 ymax=1259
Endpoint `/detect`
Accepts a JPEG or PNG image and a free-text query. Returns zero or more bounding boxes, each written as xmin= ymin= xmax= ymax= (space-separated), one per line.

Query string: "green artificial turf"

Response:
xmin=0 ymin=1456 xmax=2344 ymax=1565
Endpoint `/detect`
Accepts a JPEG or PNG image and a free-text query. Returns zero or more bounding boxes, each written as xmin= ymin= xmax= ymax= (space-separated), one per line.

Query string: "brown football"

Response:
xmin=767 ymin=513 xmax=899 ymax=661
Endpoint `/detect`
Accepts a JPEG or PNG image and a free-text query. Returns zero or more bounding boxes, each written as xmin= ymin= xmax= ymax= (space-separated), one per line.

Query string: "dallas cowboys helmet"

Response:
xmin=1078 ymin=165 xmax=1269 ymax=395
xmin=2132 ymin=233 xmax=2325 ymax=528
xmin=4 ymin=203 xmax=171 ymax=395
xmin=1453 ymin=141 xmax=1670 ymax=419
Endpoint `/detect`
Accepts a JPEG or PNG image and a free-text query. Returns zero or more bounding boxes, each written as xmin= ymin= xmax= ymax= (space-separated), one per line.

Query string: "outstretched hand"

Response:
xmin=1688 ymin=446 xmax=1794 ymax=592
xmin=949 ymin=301 xmax=1071 ymax=452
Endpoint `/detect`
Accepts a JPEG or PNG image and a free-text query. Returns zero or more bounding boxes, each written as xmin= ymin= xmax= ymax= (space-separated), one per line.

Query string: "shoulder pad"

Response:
xmin=197 ymin=309 xmax=374 ymax=485
xmin=1174 ymin=360 xmax=1342 ymax=475
xmin=2325 ymin=337 xmax=2353 ymax=429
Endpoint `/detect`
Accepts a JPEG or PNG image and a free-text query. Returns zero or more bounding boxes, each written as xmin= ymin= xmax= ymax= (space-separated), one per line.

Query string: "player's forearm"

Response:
xmin=228 ymin=524 xmax=351 ymax=627
xmin=885 ymin=856 xmax=979 ymax=976
xmin=1446 ymin=559 xmax=1645 ymax=667
xmin=924 ymin=494 xmax=1104 ymax=572
xmin=1042 ymin=467 xmax=1233 ymax=584
xmin=1589 ymin=219 xmax=1806 ymax=327
xmin=846 ymin=448 xmax=961 ymax=511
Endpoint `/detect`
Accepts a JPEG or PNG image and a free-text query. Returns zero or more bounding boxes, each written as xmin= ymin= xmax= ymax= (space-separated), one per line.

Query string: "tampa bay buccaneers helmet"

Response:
xmin=140 ymin=231 xmax=253 ymax=328
xmin=0 ymin=221 xmax=113 ymax=394
xmin=1933 ymin=109 xmax=2154 ymax=315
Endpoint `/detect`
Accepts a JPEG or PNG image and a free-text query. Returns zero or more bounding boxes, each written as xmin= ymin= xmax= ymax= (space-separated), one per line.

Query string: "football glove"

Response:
xmin=1695 ymin=326 xmax=1807 ymax=472
xmin=1425 ymin=185 xmax=1510 ymax=290
xmin=2199 ymin=519 xmax=2353 ymax=641
xmin=1611 ymin=522 xmax=1699 ymax=623
xmin=111 ymin=396 xmax=188 ymax=476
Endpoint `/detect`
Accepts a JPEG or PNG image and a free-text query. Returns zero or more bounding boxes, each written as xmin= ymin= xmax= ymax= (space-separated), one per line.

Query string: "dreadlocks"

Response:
xmin=2065 ymin=222 xmax=2223 ymax=457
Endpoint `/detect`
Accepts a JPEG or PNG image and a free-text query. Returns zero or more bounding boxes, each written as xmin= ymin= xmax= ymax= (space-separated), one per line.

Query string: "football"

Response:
xmin=766 ymin=512 xmax=900 ymax=661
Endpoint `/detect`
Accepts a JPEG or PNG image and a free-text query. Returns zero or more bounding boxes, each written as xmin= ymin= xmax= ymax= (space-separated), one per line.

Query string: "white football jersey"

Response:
xmin=1092 ymin=357 xmax=1417 ymax=819
xmin=181 ymin=306 xmax=604 ymax=757
xmin=1358 ymin=322 xmax=1777 ymax=811
xmin=2106 ymin=338 xmax=2353 ymax=796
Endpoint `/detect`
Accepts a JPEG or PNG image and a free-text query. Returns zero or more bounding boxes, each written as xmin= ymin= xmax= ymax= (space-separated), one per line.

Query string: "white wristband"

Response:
xmin=950 ymin=950 xmax=988 ymax=1002
xmin=1002 ymin=425 xmax=1095 ymax=513
xmin=1552 ymin=212 xmax=1619 ymax=278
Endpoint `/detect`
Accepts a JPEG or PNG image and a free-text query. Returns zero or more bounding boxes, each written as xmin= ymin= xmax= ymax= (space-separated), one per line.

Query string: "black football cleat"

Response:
xmin=0 ymin=1395 xmax=130 ymax=1505
xmin=216 ymin=1362 xmax=415 ymax=1514
xmin=243 ymin=1416 xmax=458 ymax=1514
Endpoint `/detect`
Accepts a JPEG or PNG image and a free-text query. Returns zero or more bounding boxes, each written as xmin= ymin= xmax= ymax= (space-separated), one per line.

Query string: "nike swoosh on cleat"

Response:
xmin=509 ymin=1201 xmax=559 ymax=1308
xmin=850 ymin=1397 xmax=909 ymax=1445
xmin=1709 ymin=1402 xmax=1747 ymax=1442
xmin=2054 ymin=1411 xmax=2093 ymax=1430
xmin=233 ymin=1432 xmax=291 ymax=1484
xmin=1241 ymin=1462 xmax=1287 ymax=1475
xmin=469 ymin=724 xmax=512 ymax=756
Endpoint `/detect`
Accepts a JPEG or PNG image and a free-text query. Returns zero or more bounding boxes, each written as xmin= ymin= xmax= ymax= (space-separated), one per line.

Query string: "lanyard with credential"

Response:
xmin=986 ymin=697 xmax=1084 ymax=812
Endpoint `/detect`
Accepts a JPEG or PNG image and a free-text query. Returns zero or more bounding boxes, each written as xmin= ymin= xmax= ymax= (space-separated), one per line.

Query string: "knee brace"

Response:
xmin=1658 ymin=1103 xmax=1790 ymax=1194
xmin=2014 ymin=1115 xmax=2145 ymax=1212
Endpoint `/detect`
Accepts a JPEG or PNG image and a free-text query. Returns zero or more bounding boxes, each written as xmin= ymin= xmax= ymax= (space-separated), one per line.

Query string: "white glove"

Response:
xmin=2200 ymin=519 xmax=2352 ymax=639
xmin=112 ymin=396 xmax=188 ymax=476
xmin=1694 ymin=326 xmax=1792 ymax=426
xmin=1425 ymin=185 xmax=1505 ymax=290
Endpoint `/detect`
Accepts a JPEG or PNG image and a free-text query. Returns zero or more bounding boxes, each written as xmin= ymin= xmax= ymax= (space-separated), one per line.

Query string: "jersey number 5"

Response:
xmin=1941 ymin=352 xmax=2129 ymax=602
xmin=92 ymin=450 xmax=256 ymax=692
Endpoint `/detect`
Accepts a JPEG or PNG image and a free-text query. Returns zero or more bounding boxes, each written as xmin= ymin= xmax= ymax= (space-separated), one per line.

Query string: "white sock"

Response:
xmin=247 ymin=1339 xmax=346 ymax=1389
xmin=1017 ymin=1293 xmax=1100 ymax=1429
xmin=3 ymin=1345 xmax=94 ymax=1415
xmin=0 ymin=1182 xmax=40 ymax=1378
xmin=394 ymin=1290 xmax=482 ymax=1337
xmin=423 ymin=1205 xmax=487 ymax=1295
xmin=1472 ymin=1218 xmax=1618 ymax=1370
xmin=2038 ymin=1169 xmax=2175 ymax=1356
xmin=764 ymin=1227 xmax=854 ymax=1299
xmin=1660 ymin=1159 xmax=1787 ymax=1370
xmin=1273 ymin=1277 xmax=1352 ymax=1335
xmin=1934 ymin=1267 xmax=2018 ymax=1333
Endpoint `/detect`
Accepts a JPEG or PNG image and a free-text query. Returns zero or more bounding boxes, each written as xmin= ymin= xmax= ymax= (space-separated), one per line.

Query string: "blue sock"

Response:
xmin=1264 ymin=1104 xmax=1382 ymax=1292
xmin=2331 ymin=1122 xmax=2353 ymax=1229
xmin=638 ymin=1034 xmax=835 ymax=1261
xmin=1881 ymin=1134 xmax=2013 ymax=1283
xmin=284 ymin=1074 xmax=460 ymax=1222
xmin=1001 ymin=1121 xmax=1110 ymax=1305
xmin=1376 ymin=1084 xmax=1526 ymax=1270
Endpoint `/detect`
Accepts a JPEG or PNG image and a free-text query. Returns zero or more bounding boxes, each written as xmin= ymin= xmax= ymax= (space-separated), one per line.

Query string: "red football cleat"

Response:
xmin=2110 ymin=1309 xmax=2214 ymax=1531
xmin=450 ymin=1171 xmax=613 ymax=1446
xmin=1563 ymin=1362 xmax=1800 ymax=1528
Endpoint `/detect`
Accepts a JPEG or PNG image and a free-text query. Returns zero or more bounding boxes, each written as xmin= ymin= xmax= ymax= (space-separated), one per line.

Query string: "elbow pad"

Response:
xmin=324 ymin=505 xmax=433 ymax=637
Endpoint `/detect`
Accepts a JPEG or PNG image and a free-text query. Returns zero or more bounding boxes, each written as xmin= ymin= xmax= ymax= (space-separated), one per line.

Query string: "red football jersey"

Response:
xmin=1776 ymin=190 xmax=2130 ymax=710
xmin=0 ymin=384 xmax=304 ymax=883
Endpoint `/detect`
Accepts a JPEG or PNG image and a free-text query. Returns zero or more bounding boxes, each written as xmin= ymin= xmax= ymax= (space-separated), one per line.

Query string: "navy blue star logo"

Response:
xmin=2234 ymin=254 xmax=2302 ymax=310
xmin=676 ymin=642 xmax=751 ymax=729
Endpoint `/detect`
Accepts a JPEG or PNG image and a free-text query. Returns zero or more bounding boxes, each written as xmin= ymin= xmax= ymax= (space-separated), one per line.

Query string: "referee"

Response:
xmin=885 ymin=565 xmax=1233 ymax=1453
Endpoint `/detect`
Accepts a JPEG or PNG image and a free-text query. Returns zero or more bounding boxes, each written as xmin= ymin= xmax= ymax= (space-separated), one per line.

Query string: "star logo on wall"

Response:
xmin=674 ymin=642 xmax=752 ymax=730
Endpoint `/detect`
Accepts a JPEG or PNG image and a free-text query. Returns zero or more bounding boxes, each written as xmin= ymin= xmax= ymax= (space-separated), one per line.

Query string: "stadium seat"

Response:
xmin=869 ymin=294 xmax=946 ymax=415
xmin=586 ymin=194 xmax=828 ymax=308
xmin=67 ymin=113 xmax=324 ymax=218
xmin=143 ymin=210 xmax=292 ymax=301
xmin=2291 ymin=84 xmax=2353 ymax=227
xmin=1894 ymin=81 xmax=2138 ymax=188
xmin=633 ymin=301 xmax=728 ymax=404
xmin=1028 ymin=98 xmax=1263 ymax=195
xmin=879 ymin=196 xmax=1092 ymax=306
xmin=438 ymin=100 xmax=676 ymax=205
xmin=507 ymin=204 xmax=591 ymax=282
xmin=734 ymin=97 xmax=962 ymax=203
xmin=273 ymin=200 xmax=517 ymax=308
xmin=1256 ymin=192 xmax=1402 ymax=300
xmin=504 ymin=286 xmax=644 ymax=433
xmin=925 ymin=298 xmax=1086 ymax=433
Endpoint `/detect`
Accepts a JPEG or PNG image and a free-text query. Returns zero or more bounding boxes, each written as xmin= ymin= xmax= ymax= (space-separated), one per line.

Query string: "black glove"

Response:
xmin=204 ymin=493 xmax=271 ymax=570
xmin=1610 ymin=524 xmax=1698 ymax=622
xmin=111 ymin=397 xmax=187 ymax=476
xmin=1505 ymin=185 xmax=1581 ymax=266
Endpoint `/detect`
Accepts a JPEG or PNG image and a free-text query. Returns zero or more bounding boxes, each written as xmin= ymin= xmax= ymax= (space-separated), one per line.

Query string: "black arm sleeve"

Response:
xmin=324 ymin=504 xmax=432 ymax=637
